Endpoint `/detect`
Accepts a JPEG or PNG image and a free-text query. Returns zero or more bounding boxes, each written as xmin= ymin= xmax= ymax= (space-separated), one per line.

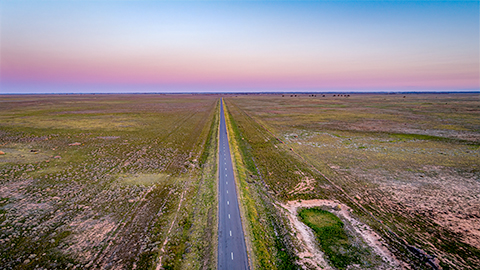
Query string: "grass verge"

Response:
xmin=224 ymin=100 xmax=298 ymax=270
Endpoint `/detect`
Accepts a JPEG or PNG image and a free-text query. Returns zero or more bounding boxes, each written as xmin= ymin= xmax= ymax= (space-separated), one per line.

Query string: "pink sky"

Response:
xmin=1 ymin=1 xmax=478 ymax=92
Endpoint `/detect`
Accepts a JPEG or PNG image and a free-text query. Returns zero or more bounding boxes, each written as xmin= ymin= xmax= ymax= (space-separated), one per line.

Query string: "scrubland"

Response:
xmin=2 ymin=93 xmax=478 ymax=270
xmin=224 ymin=94 xmax=479 ymax=270
xmin=0 ymin=94 xmax=219 ymax=269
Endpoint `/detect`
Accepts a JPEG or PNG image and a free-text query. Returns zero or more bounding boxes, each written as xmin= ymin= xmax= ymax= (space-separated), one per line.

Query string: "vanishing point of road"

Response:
xmin=218 ymin=99 xmax=249 ymax=270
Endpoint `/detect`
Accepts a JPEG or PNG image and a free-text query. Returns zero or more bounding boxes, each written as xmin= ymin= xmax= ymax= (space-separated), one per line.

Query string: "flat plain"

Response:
xmin=2 ymin=93 xmax=479 ymax=270
xmin=224 ymin=93 xmax=479 ymax=270
xmin=0 ymin=94 xmax=219 ymax=269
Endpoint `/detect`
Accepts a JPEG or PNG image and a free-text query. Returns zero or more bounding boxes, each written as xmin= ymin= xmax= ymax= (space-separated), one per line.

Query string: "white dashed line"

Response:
xmin=227 ymin=201 xmax=229 ymax=205
xmin=230 ymin=230 xmax=232 ymax=236
xmin=226 ymin=190 xmax=228 ymax=194
xmin=228 ymin=214 xmax=230 ymax=219
xmin=231 ymin=252 xmax=234 ymax=260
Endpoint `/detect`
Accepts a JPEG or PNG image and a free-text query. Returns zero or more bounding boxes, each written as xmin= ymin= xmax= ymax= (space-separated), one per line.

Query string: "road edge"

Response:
xmin=222 ymin=98 xmax=254 ymax=270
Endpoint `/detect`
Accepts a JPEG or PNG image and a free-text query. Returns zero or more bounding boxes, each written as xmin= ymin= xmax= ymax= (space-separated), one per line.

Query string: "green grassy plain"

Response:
xmin=0 ymin=94 xmax=219 ymax=269
xmin=225 ymin=93 xmax=480 ymax=270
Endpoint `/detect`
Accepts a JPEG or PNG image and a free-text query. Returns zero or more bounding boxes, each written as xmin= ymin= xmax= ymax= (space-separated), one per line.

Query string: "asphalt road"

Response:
xmin=218 ymin=99 xmax=249 ymax=270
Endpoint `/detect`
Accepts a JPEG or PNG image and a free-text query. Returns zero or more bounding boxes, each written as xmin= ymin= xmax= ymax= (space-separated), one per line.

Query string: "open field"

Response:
xmin=225 ymin=93 xmax=480 ymax=270
xmin=2 ymin=93 xmax=478 ymax=270
xmin=0 ymin=94 xmax=219 ymax=269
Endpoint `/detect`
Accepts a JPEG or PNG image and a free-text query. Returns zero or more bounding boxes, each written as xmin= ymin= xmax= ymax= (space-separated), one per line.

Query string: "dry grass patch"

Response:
xmin=118 ymin=173 xmax=171 ymax=186
xmin=227 ymin=93 xmax=480 ymax=269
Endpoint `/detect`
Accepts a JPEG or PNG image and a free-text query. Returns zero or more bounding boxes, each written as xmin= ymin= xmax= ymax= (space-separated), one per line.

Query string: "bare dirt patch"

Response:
xmin=96 ymin=136 xmax=120 ymax=140
xmin=357 ymin=166 xmax=480 ymax=249
xmin=280 ymin=199 xmax=404 ymax=270
xmin=289 ymin=171 xmax=316 ymax=195
xmin=66 ymin=216 xmax=117 ymax=262
xmin=0 ymin=179 xmax=32 ymax=198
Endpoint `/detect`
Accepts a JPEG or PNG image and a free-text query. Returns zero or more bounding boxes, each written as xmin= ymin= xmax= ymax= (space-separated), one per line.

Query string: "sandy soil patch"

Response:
xmin=66 ymin=216 xmax=117 ymax=262
xmin=289 ymin=171 xmax=316 ymax=195
xmin=0 ymin=179 xmax=31 ymax=198
xmin=353 ymin=165 xmax=480 ymax=250
xmin=280 ymin=199 xmax=404 ymax=270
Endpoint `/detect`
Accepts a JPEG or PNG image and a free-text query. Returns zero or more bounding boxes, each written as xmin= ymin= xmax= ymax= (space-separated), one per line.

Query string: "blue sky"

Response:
xmin=1 ymin=0 xmax=478 ymax=93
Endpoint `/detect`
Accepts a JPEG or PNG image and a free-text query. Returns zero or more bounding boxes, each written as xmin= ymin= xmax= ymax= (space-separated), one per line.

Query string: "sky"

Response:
xmin=0 ymin=0 xmax=479 ymax=93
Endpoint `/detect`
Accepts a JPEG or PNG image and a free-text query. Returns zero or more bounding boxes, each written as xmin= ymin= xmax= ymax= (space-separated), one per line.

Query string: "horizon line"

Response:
xmin=1 ymin=90 xmax=479 ymax=95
